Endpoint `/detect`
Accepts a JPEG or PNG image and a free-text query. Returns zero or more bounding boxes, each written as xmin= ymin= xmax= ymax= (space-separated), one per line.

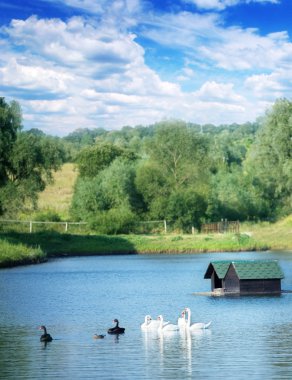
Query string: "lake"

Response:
xmin=1 ymin=251 xmax=292 ymax=379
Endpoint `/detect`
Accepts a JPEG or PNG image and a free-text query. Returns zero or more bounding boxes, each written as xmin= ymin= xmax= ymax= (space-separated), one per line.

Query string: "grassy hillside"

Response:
xmin=242 ymin=216 xmax=292 ymax=251
xmin=37 ymin=163 xmax=78 ymax=219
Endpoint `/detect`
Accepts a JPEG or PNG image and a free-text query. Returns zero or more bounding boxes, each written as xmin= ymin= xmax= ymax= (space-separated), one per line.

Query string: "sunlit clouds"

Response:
xmin=0 ymin=0 xmax=291 ymax=135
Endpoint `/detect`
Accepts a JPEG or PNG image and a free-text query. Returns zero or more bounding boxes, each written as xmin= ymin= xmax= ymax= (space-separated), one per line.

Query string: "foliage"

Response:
xmin=0 ymin=98 xmax=65 ymax=216
xmin=89 ymin=206 xmax=137 ymax=234
xmin=0 ymin=238 xmax=45 ymax=268
xmin=76 ymin=142 xmax=128 ymax=178
xmin=33 ymin=210 xmax=62 ymax=222
xmin=70 ymin=157 xmax=144 ymax=222
xmin=0 ymin=97 xmax=22 ymax=186
xmin=166 ymin=190 xmax=208 ymax=231
xmin=207 ymin=166 xmax=270 ymax=221
xmin=246 ymin=99 xmax=292 ymax=217
xmin=2 ymin=96 xmax=291 ymax=230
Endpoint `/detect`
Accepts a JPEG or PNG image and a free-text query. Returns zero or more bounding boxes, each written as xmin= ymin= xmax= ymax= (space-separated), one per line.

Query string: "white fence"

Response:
xmin=0 ymin=219 xmax=87 ymax=233
xmin=0 ymin=219 xmax=168 ymax=234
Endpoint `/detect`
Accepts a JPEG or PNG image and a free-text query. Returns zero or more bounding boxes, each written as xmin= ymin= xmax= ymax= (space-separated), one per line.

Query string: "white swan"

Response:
xmin=141 ymin=315 xmax=159 ymax=330
xmin=178 ymin=309 xmax=187 ymax=329
xmin=185 ymin=308 xmax=211 ymax=330
xmin=157 ymin=315 xmax=179 ymax=332
xmin=141 ymin=315 xmax=169 ymax=331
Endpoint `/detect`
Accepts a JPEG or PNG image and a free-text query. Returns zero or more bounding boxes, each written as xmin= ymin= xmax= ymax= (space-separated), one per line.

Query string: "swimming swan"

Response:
xmin=157 ymin=315 xmax=179 ymax=332
xmin=141 ymin=315 xmax=169 ymax=331
xmin=141 ymin=315 xmax=159 ymax=330
xmin=107 ymin=319 xmax=125 ymax=334
xmin=178 ymin=309 xmax=187 ymax=329
xmin=39 ymin=326 xmax=53 ymax=342
xmin=185 ymin=308 xmax=211 ymax=330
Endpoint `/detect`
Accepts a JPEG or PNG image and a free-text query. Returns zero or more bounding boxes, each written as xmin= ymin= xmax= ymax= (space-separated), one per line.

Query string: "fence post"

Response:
xmin=192 ymin=226 xmax=195 ymax=235
xmin=164 ymin=220 xmax=167 ymax=233
xmin=29 ymin=221 xmax=32 ymax=233
xmin=65 ymin=222 xmax=68 ymax=232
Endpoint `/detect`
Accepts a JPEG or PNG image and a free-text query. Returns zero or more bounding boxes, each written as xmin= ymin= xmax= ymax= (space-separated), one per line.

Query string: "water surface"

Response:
xmin=1 ymin=251 xmax=292 ymax=379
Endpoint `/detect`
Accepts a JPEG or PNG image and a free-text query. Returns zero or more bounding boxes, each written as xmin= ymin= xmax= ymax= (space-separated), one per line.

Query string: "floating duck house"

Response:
xmin=204 ymin=260 xmax=284 ymax=295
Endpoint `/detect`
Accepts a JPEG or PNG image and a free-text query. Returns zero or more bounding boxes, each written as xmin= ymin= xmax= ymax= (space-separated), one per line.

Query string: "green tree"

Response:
xmin=145 ymin=121 xmax=209 ymax=190
xmin=71 ymin=157 xmax=143 ymax=221
xmin=207 ymin=166 xmax=270 ymax=221
xmin=0 ymin=98 xmax=65 ymax=215
xmin=76 ymin=143 xmax=126 ymax=178
xmin=166 ymin=190 xmax=207 ymax=231
xmin=0 ymin=98 xmax=22 ymax=186
xmin=246 ymin=99 xmax=292 ymax=217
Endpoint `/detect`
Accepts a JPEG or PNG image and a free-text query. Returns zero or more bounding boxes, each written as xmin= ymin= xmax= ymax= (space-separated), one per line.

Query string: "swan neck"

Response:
xmin=187 ymin=309 xmax=191 ymax=327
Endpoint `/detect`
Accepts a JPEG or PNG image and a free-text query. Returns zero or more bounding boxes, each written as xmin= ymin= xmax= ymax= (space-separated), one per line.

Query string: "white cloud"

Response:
xmin=195 ymin=81 xmax=244 ymax=103
xmin=184 ymin=0 xmax=280 ymax=10
xmin=245 ymin=69 xmax=292 ymax=99
xmin=0 ymin=1 xmax=290 ymax=135
xmin=143 ymin=11 xmax=292 ymax=72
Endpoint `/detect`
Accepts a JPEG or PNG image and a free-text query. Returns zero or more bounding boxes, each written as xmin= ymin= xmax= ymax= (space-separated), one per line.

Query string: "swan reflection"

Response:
xmin=142 ymin=321 xmax=212 ymax=378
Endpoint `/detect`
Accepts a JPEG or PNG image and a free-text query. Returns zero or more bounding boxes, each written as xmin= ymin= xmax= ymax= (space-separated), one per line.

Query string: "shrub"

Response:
xmin=89 ymin=207 xmax=137 ymax=234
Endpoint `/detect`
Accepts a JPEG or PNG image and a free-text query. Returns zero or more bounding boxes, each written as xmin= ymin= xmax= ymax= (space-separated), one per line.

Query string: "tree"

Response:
xmin=0 ymin=98 xmax=65 ymax=215
xmin=145 ymin=121 xmax=209 ymax=190
xmin=246 ymin=99 xmax=292 ymax=216
xmin=166 ymin=190 xmax=207 ymax=231
xmin=76 ymin=143 xmax=125 ymax=178
xmin=207 ymin=166 xmax=270 ymax=221
xmin=0 ymin=98 xmax=22 ymax=186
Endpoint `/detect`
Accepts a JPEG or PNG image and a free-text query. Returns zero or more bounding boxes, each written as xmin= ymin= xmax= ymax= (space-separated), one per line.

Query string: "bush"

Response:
xmin=33 ymin=210 xmax=62 ymax=222
xmin=89 ymin=207 xmax=137 ymax=234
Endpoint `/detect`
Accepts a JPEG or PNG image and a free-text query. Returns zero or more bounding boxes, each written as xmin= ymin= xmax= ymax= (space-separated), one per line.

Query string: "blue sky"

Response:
xmin=1 ymin=0 xmax=292 ymax=135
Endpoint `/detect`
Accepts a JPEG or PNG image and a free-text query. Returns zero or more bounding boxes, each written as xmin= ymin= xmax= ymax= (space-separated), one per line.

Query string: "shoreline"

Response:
xmin=1 ymin=230 xmax=291 ymax=269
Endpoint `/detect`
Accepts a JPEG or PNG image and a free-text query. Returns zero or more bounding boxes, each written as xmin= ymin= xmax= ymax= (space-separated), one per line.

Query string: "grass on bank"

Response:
xmin=0 ymin=231 xmax=269 ymax=268
xmin=242 ymin=215 xmax=292 ymax=251
xmin=1 ymin=214 xmax=292 ymax=268
xmin=0 ymin=239 xmax=46 ymax=268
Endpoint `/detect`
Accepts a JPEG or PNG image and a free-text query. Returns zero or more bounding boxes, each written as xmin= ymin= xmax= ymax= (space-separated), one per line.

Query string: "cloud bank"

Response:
xmin=0 ymin=0 xmax=290 ymax=135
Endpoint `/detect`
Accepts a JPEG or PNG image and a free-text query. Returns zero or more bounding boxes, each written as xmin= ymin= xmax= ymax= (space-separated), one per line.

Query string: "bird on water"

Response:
xmin=39 ymin=325 xmax=53 ymax=342
xmin=107 ymin=319 xmax=125 ymax=334
xmin=93 ymin=334 xmax=106 ymax=339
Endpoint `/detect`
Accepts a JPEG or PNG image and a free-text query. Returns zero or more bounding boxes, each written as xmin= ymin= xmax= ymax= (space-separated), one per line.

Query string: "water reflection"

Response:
xmin=266 ymin=323 xmax=292 ymax=379
xmin=142 ymin=327 xmax=212 ymax=379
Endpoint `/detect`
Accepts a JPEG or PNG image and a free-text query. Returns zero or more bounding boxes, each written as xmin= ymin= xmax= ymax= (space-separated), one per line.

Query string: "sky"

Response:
xmin=1 ymin=0 xmax=292 ymax=136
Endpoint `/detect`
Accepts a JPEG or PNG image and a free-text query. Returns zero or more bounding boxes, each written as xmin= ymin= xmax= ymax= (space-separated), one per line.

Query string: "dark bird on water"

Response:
xmin=107 ymin=319 xmax=125 ymax=334
xmin=93 ymin=334 xmax=105 ymax=339
xmin=39 ymin=325 xmax=53 ymax=342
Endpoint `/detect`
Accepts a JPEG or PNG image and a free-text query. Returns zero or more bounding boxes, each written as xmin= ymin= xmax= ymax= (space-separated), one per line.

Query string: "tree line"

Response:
xmin=0 ymin=96 xmax=291 ymax=233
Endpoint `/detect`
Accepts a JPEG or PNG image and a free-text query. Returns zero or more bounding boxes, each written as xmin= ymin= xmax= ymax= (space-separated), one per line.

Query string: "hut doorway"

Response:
xmin=212 ymin=271 xmax=222 ymax=290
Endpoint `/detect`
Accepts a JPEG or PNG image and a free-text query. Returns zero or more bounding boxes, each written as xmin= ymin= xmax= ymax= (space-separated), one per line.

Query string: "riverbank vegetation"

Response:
xmin=0 ymin=239 xmax=45 ymax=268
xmin=0 ymin=230 xmax=269 ymax=267
xmin=1 ymin=214 xmax=292 ymax=267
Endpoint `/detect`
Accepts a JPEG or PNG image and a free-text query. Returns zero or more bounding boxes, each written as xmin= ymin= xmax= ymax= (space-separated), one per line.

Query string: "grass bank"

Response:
xmin=242 ymin=215 xmax=292 ymax=251
xmin=0 ymin=231 xmax=268 ymax=268
xmin=1 ymin=215 xmax=291 ymax=268
xmin=0 ymin=239 xmax=46 ymax=268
